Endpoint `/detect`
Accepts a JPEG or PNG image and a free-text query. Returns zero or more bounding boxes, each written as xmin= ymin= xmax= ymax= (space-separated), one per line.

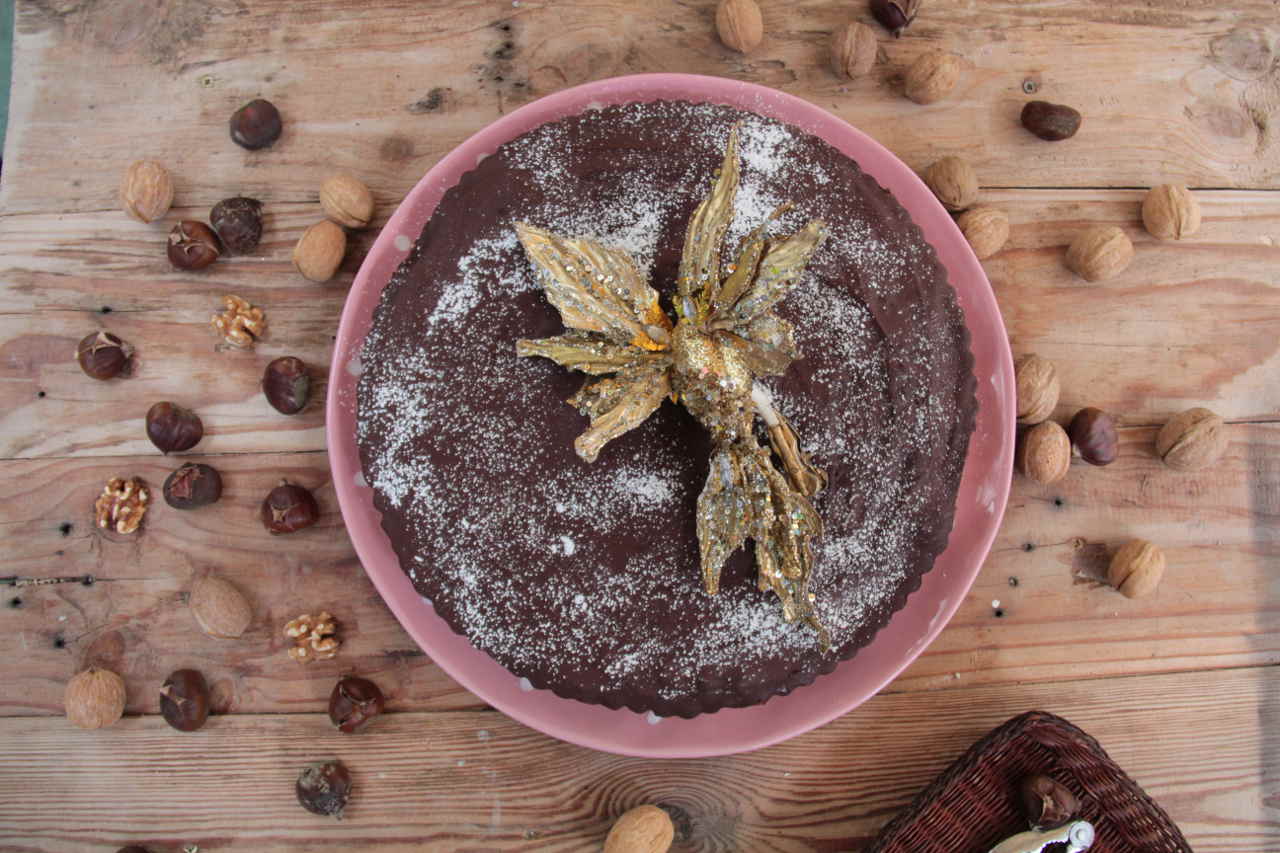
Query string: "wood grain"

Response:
xmin=6 ymin=0 xmax=1280 ymax=223
xmin=0 ymin=666 xmax=1274 ymax=852
xmin=0 ymin=190 xmax=1276 ymax=458
xmin=2 ymin=422 xmax=1275 ymax=717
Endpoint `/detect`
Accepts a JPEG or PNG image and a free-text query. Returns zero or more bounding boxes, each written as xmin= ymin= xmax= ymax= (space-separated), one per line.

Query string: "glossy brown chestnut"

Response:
xmin=167 ymin=221 xmax=222 ymax=270
xmin=1068 ymin=407 xmax=1118 ymax=466
xmin=261 ymin=481 xmax=320 ymax=534
xmin=870 ymin=0 xmax=920 ymax=37
xmin=230 ymin=99 xmax=283 ymax=150
xmin=159 ymin=668 xmax=210 ymax=732
xmin=296 ymin=760 xmax=352 ymax=818
xmin=76 ymin=331 xmax=134 ymax=380
xmin=262 ymin=356 xmax=311 ymax=415
xmin=1020 ymin=100 xmax=1083 ymax=141
xmin=210 ymin=196 xmax=264 ymax=254
xmin=145 ymin=402 xmax=203 ymax=454
xmin=163 ymin=463 xmax=223 ymax=509
xmin=328 ymin=675 xmax=386 ymax=733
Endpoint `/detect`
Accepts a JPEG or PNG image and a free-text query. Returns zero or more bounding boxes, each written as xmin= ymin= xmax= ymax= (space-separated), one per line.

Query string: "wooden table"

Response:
xmin=2 ymin=1 xmax=1277 ymax=850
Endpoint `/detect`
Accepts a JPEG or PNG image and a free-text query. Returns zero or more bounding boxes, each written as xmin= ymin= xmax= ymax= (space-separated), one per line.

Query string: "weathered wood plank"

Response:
xmin=5 ymin=0 xmax=1279 ymax=222
xmin=0 ymin=190 xmax=1276 ymax=458
xmin=2 ymin=422 xmax=1275 ymax=717
xmin=0 ymin=666 xmax=1274 ymax=852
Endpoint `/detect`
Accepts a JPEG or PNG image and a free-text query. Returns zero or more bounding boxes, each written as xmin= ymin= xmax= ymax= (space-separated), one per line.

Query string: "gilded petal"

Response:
xmin=573 ymin=367 xmax=671 ymax=463
xmin=711 ymin=202 xmax=792 ymax=318
xmin=677 ymin=127 xmax=740 ymax=320
xmin=516 ymin=222 xmax=670 ymax=351
xmin=695 ymin=445 xmax=753 ymax=595
xmin=516 ymin=332 xmax=670 ymax=376
xmin=722 ymin=219 xmax=828 ymax=326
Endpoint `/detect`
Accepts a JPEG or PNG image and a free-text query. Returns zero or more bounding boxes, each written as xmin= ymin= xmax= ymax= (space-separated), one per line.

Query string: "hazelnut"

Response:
xmin=163 ymin=462 xmax=223 ymax=509
xmin=870 ymin=0 xmax=920 ymax=37
xmin=189 ymin=575 xmax=253 ymax=639
xmin=956 ymin=206 xmax=1009 ymax=260
xmin=1142 ymin=184 xmax=1201 ymax=241
xmin=1155 ymin=407 xmax=1227 ymax=471
xmin=831 ymin=22 xmax=878 ymax=79
xmin=293 ymin=220 xmax=347 ymax=283
xmin=1020 ymin=101 xmax=1083 ymax=141
xmin=1014 ymin=354 xmax=1059 ymax=425
xmin=329 ymin=675 xmax=386 ymax=733
xmin=904 ymin=50 xmax=962 ymax=104
xmin=262 ymin=481 xmax=320 ymax=534
xmin=1108 ymin=539 xmax=1165 ymax=598
xmin=1019 ymin=774 xmax=1079 ymax=829
xmin=263 ymin=356 xmax=312 ymax=415
xmin=320 ymin=174 xmax=375 ymax=229
xmin=65 ymin=666 xmax=127 ymax=729
xmin=1068 ymin=407 xmax=1118 ymax=466
xmin=120 ymin=160 xmax=174 ymax=224
xmin=210 ymin=196 xmax=264 ymax=254
xmin=145 ymin=401 xmax=204 ymax=454
xmin=923 ymin=156 xmax=978 ymax=212
xmin=296 ymin=760 xmax=352 ymax=818
xmin=167 ymin=221 xmax=222 ymax=271
xmin=1065 ymin=225 xmax=1133 ymax=281
xmin=604 ymin=805 xmax=675 ymax=853
xmin=230 ymin=98 xmax=282 ymax=150
xmin=715 ymin=0 xmax=763 ymax=53
xmin=76 ymin=331 xmax=134 ymax=380
xmin=1017 ymin=420 xmax=1071 ymax=484
xmin=160 ymin=668 xmax=210 ymax=732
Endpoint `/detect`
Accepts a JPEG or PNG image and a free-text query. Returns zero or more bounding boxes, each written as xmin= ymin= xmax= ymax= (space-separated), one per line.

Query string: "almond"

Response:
xmin=190 ymin=575 xmax=253 ymax=639
xmin=604 ymin=805 xmax=675 ymax=853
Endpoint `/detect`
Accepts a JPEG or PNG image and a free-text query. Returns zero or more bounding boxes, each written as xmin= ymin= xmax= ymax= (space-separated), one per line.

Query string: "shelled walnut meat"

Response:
xmin=211 ymin=293 xmax=267 ymax=348
xmin=286 ymin=611 xmax=340 ymax=662
xmin=94 ymin=476 xmax=149 ymax=534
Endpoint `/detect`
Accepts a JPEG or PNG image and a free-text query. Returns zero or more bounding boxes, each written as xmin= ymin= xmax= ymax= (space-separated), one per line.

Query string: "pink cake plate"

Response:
xmin=328 ymin=73 xmax=1015 ymax=758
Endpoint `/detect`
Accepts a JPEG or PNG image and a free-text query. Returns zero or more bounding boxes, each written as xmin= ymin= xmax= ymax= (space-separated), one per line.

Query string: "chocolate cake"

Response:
xmin=356 ymin=100 xmax=977 ymax=718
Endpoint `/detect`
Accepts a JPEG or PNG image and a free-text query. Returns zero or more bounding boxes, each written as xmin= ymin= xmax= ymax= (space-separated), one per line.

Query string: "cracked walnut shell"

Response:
xmin=1155 ymin=407 xmax=1227 ymax=471
xmin=211 ymin=294 xmax=267 ymax=348
xmin=94 ymin=476 xmax=149 ymax=534
xmin=285 ymin=611 xmax=340 ymax=662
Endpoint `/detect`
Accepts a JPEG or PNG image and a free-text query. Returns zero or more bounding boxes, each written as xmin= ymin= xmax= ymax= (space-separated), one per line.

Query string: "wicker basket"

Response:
xmin=866 ymin=710 xmax=1192 ymax=853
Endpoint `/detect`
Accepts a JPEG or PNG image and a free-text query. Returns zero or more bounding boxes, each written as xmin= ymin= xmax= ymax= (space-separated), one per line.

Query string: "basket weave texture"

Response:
xmin=865 ymin=710 xmax=1192 ymax=853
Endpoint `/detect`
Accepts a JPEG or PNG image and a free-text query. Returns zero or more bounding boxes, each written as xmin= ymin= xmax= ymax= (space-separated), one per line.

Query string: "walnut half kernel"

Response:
xmin=285 ymin=611 xmax=340 ymax=663
xmin=94 ymin=476 xmax=150 ymax=534
xmin=211 ymin=294 xmax=267 ymax=349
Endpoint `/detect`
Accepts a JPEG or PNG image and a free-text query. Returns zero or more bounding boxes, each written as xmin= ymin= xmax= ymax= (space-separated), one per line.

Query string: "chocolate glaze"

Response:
xmin=357 ymin=101 xmax=977 ymax=717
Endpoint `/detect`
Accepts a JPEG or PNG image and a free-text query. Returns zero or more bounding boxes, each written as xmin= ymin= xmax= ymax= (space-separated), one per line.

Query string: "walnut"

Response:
xmin=94 ymin=476 xmax=149 ymax=534
xmin=831 ymin=22 xmax=878 ymax=79
xmin=1016 ymin=420 xmax=1071 ymax=484
xmin=211 ymin=294 xmax=267 ymax=348
xmin=285 ymin=611 xmax=340 ymax=663
xmin=1142 ymin=184 xmax=1201 ymax=240
xmin=1014 ymin=354 xmax=1059 ymax=425
xmin=923 ymin=156 xmax=978 ymax=212
xmin=1065 ymin=225 xmax=1133 ymax=281
xmin=956 ymin=206 xmax=1009 ymax=260
xmin=1108 ymin=539 xmax=1165 ymax=598
xmin=1155 ymin=407 xmax=1227 ymax=471
xmin=905 ymin=50 xmax=962 ymax=104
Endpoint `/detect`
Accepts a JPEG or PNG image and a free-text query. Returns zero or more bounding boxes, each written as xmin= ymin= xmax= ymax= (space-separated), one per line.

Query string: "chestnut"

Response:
xmin=262 ymin=356 xmax=311 ymax=415
xmin=296 ymin=759 xmax=351 ymax=818
xmin=210 ymin=196 xmax=264 ymax=254
xmin=145 ymin=402 xmax=203 ymax=454
xmin=167 ymin=221 xmax=222 ymax=271
xmin=163 ymin=463 xmax=223 ymax=509
xmin=329 ymin=675 xmax=386 ymax=733
xmin=1068 ymin=407 xmax=1118 ymax=466
xmin=870 ymin=0 xmax=918 ymax=37
xmin=159 ymin=668 xmax=210 ymax=732
xmin=76 ymin=331 xmax=134 ymax=380
xmin=261 ymin=481 xmax=319 ymax=534
xmin=1019 ymin=774 xmax=1079 ymax=829
xmin=230 ymin=99 xmax=282 ymax=150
